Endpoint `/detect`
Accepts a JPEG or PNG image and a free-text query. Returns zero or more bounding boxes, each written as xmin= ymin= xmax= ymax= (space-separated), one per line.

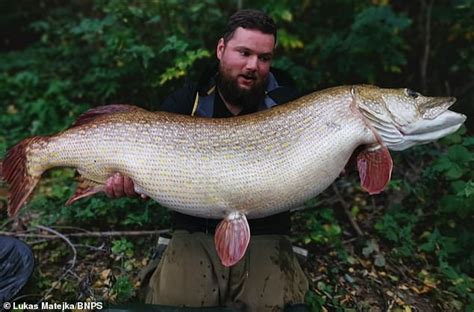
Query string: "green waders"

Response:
xmin=141 ymin=230 xmax=308 ymax=311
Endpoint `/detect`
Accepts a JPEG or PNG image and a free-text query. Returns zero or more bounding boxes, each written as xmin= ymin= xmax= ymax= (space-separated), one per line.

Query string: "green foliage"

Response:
xmin=305 ymin=290 xmax=325 ymax=312
xmin=111 ymin=275 xmax=135 ymax=303
xmin=319 ymin=6 xmax=410 ymax=83
xmin=158 ymin=36 xmax=210 ymax=85
xmin=374 ymin=205 xmax=418 ymax=258
xmin=269 ymin=1 xmax=414 ymax=91
xmin=302 ymin=207 xmax=342 ymax=246
xmin=111 ymin=239 xmax=134 ymax=259
xmin=375 ymin=129 xmax=474 ymax=303
xmin=0 ymin=0 xmax=472 ymax=309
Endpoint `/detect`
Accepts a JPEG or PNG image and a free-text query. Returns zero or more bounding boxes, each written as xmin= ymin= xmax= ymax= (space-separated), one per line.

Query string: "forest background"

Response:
xmin=0 ymin=0 xmax=473 ymax=311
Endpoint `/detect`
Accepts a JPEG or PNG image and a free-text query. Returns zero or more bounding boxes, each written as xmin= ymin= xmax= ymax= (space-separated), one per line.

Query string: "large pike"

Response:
xmin=1 ymin=85 xmax=466 ymax=266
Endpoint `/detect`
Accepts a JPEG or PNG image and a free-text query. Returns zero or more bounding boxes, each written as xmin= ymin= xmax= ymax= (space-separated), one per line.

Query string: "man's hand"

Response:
xmin=105 ymin=172 xmax=147 ymax=199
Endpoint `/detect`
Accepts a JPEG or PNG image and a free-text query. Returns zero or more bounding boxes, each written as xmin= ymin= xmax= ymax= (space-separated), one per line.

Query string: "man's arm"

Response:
xmin=160 ymin=82 xmax=196 ymax=114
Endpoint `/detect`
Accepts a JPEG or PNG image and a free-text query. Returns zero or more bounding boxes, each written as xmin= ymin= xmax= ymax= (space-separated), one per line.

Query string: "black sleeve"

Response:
xmin=268 ymin=67 xmax=301 ymax=105
xmin=267 ymin=86 xmax=300 ymax=105
xmin=160 ymin=82 xmax=198 ymax=115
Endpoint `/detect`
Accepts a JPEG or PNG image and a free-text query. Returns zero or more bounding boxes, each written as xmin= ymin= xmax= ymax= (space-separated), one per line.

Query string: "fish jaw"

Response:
xmin=390 ymin=110 xmax=466 ymax=151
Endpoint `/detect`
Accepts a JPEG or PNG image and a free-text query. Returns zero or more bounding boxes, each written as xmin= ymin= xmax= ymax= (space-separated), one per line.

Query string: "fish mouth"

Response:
xmin=403 ymin=110 xmax=466 ymax=136
xmin=400 ymin=97 xmax=465 ymax=137
xmin=391 ymin=110 xmax=467 ymax=151
xmin=420 ymin=97 xmax=457 ymax=119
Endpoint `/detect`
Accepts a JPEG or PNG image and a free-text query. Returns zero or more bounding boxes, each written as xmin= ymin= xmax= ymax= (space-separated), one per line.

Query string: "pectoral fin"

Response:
xmin=357 ymin=144 xmax=393 ymax=195
xmin=214 ymin=212 xmax=250 ymax=267
xmin=65 ymin=178 xmax=105 ymax=206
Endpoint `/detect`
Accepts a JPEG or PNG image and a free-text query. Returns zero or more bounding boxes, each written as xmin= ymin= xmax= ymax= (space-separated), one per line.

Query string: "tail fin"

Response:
xmin=2 ymin=137 xmax=46 ymax=216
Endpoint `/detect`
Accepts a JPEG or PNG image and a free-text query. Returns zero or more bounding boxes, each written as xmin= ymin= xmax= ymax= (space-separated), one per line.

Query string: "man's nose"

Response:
xmin=245 ymin=55 xmax=258 ymax=71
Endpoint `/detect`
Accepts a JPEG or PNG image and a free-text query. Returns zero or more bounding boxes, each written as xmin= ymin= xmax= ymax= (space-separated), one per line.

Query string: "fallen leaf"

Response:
xmin=100 ymin=269 xmax=111 ymax=280
xmin=398 ymin=284 xmax=409 ymax=290
xmin=51 ymin=281 xmax=61 ymax=290
xmin=395 ymin=297 xmax=405 ymax=305
xmin=388 ymin=274 xmax=399 ymax=282
xmin=423 ymin=277 xmax=438 ymax=289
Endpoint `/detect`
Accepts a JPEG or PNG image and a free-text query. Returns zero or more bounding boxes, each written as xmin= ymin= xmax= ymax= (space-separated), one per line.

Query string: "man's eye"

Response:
xmin=259 ymin=55 xmax=271 ymax=62
xmin=239 ymin=50 xmax=250 ymax=56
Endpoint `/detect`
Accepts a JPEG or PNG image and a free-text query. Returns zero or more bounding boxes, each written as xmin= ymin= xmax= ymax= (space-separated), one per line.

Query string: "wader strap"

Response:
xmin=192 ymin=72 xmax=280 ymax=118
xmin=191 ymin=85 xmax=216 ymax=117
xmin=191 ymin=93 xmax=199 ymax=117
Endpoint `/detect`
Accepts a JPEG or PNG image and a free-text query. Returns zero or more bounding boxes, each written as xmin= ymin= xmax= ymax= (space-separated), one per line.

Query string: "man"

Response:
xmin=106 ymin=10 xmax=309 ymax=311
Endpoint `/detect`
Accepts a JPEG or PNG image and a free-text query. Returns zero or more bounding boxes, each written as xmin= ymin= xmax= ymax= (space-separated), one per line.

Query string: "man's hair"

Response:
xmin=222 ymin=9 xmax=276 ymax=44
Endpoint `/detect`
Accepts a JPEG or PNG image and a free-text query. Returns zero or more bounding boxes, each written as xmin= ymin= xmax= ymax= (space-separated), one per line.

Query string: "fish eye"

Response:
xmin=406 ymin=88 xmax=419 ymax=99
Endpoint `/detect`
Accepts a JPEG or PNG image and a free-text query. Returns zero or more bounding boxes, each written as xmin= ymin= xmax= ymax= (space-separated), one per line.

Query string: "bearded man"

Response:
xmin=106 ymin=9 xmax=309 ymax=311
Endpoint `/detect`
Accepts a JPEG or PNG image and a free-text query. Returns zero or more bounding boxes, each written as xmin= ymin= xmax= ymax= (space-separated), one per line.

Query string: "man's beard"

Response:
xmin=216 ymin=69 xmax=266 ymax=114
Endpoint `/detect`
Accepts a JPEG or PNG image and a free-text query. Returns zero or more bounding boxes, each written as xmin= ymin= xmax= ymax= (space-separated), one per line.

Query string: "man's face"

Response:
xmin=216 ymin=27 xmax=275 ymax=99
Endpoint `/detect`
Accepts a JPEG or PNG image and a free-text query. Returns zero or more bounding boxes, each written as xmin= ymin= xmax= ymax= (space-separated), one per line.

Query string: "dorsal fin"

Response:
xmin=72 ymin=104 xmax=146 ymax=127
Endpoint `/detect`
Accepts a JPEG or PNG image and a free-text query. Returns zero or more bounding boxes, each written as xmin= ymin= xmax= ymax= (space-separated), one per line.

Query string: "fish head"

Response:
xmin=355 ymin=85 xmax=466 ymax=151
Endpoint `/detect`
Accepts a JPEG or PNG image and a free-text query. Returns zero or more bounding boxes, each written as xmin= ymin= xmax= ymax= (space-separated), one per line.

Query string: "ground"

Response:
xmin=0 ymin=221 xmax=464 ymax=311
xmin=0 ymin=179 xmax=469 ymax=311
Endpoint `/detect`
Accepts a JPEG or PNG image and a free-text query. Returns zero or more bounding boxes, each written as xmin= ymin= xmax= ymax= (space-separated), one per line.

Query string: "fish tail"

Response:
xmin=2 ymin=136 xmax=48 ymax=216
